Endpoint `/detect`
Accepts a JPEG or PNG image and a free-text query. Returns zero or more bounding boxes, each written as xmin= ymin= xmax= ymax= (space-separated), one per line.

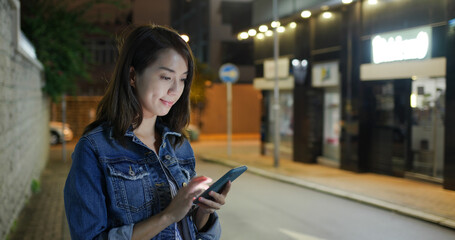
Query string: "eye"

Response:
xmin=160 ymin=76 xmax=171 ymax=80
xmin=180 ymin=78 xmax=186 ymax=82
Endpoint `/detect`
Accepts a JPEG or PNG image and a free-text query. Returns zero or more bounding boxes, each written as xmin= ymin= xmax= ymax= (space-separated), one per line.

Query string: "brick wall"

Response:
xmin=0 ymin=0 xmax=48 ymax=239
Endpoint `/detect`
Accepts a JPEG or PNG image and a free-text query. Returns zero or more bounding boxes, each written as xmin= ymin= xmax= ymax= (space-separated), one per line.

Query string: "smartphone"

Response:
xmin=193 ymin=165 xmax=248 ymax=204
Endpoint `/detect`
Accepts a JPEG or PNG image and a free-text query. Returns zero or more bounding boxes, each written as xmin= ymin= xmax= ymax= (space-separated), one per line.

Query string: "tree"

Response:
xmin=191 ymin=59 xmax=216 ymax=129
xmin=20 ymin=0 xmax=122 ymax=101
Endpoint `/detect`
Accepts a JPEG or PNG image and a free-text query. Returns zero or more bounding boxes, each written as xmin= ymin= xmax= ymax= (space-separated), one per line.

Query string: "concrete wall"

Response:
xmin=0 ymin=0 xmax=48 ymax=238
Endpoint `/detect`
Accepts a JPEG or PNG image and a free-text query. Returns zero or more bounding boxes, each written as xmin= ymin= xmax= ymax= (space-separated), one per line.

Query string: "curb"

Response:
xmin=198 ymin=155 xmax=455 ymax=230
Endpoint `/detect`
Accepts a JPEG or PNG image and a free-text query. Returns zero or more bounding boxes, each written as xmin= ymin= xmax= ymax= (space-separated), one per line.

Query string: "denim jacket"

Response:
xmin=64 ymin=122 xmax=221 ymax=240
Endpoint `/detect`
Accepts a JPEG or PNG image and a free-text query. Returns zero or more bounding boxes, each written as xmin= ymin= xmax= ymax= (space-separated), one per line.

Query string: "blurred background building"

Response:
xmin=51 ymin=0 xmax=260 ymax=138
xmin=236 ymin=0 xmax=455 ymax=190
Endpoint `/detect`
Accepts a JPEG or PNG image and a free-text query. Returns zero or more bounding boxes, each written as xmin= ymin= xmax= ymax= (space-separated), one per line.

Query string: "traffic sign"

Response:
xmin=219 ymin=63 xmax=239 ymax=83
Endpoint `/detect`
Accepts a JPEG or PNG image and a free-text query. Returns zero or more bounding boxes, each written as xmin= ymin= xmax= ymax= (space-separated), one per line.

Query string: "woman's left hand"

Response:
xmin=196 ymin=180 xmax=231 ymax=214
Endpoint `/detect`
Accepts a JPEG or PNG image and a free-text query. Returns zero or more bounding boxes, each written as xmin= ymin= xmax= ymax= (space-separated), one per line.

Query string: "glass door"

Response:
xmin=321 ymin=88 xmax=340 ymax=167
xmin=410 ymin=77 xmax=445 ymax=180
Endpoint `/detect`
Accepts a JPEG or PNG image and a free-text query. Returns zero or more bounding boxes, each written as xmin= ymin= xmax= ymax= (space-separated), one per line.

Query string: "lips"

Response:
xmin=160 ymin=99 xmax=175 ymax=107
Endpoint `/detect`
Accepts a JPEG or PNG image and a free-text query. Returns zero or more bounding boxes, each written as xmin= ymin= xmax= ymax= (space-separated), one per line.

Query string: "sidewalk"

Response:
xmin=7 ymin=144 xmax=73 ymax=240
xmin=191 ymin=139 xmax=455 ymax=230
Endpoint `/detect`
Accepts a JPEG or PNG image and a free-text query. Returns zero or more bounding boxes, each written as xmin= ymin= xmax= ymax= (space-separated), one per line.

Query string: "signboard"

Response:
xmin=219 ymin=63 xmax=239 ymax=83
xmin=312 ymin=61 xmax=339 ymax=87
xmin=372 ymin=27 xmax=432 ymax=64
xmin=264 ymin=57 xmax=289 ymax=79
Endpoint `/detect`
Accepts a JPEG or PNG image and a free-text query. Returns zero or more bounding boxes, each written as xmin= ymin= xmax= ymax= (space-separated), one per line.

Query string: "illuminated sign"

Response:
xmin=372 ymin=27 xmax=432 ymax=64
xmin=312 ymin=61 xmax=339 ymax=87
xmin=264 ymin=57 xmax=289 ymax=79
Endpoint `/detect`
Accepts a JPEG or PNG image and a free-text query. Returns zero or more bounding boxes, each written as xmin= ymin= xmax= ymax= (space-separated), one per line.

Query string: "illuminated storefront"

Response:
xmin=245 ymin=0 xmax=455 ymax=190
xmin=360 ymin=26 xmax=446 ymax=182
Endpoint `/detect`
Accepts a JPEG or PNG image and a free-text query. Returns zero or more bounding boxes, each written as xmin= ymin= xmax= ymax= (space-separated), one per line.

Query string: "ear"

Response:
xmin=129 ymin=67 xmax=136 ymax=88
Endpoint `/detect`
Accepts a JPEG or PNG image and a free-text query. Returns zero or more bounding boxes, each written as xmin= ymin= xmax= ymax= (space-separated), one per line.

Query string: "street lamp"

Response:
xmin=180 ymin=34 xmax=189 ymax=42
xmin=259 ymin=25 xmax=268 ymax=32
xmin=301 ymin=10 xmax=311 ymax=18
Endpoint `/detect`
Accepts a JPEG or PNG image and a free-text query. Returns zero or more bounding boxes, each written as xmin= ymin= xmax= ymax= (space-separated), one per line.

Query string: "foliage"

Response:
xmin=31 ymin=179 xmax=41 ymax=194
xmin=20 ymin=0 xmax=122 ymax=102
xmin=191 ymin=59 xmax=216 ymax=109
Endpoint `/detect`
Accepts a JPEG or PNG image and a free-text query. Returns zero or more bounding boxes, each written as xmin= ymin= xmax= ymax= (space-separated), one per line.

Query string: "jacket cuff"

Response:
xmin=107 ymin=223 xmax=134 ymax=240
xmin=196 ymin=212 xmax=221 ymax=240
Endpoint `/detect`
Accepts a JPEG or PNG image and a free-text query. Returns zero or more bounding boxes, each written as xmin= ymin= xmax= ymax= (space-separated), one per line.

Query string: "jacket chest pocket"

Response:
xmin=107 ymin=161 xmax=154 ymax=213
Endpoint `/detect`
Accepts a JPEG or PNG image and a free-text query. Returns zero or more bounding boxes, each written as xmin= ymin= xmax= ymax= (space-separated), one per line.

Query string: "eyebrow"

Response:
xmin=158 ymin=66 xmax=188 ymax=75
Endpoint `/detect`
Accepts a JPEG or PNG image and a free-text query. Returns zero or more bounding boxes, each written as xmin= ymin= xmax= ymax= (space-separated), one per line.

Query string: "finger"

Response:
xmin=186 ymin=176 xmax=212 ymax=193
xmin=196 ymin=196 xmax=222 ymax=210
xmin=220 ymin=181 xmax=232 ymax=197
xmin=208 ymin=191 xmax=225 ymax=205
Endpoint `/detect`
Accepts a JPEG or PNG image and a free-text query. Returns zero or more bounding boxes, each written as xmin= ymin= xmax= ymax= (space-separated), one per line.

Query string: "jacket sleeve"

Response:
xmin=195 ymin=212 xmax=222 ymax=240
xmin=64 ymin=137 xmax=134 ymax=240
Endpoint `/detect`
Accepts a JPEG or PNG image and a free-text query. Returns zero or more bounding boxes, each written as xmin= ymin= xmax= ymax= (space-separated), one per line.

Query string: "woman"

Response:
xmin=64 ymin=24 xmax=230 ymax=240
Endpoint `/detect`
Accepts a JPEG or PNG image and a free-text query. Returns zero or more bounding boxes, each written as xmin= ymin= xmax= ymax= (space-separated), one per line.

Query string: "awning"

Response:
xmin=360 ymin=57 xmax=446 ymax=81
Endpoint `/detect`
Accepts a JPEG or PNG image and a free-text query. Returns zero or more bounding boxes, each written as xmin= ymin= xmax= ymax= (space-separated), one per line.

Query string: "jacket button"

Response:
xmin=182 ymin=182 xmax=187 ymax=187
xmin=165 ymin=155 xmax=171 ymax=160
xmin=162 ymin=143 xmax=166 ymax=148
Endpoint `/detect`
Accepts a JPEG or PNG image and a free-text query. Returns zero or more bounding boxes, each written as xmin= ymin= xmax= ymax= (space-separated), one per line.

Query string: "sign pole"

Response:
xmin=227 ymin=82 xmax=232 ymax=156
xmin=219 ymin=63 xmax=239 ymax=158
xmin=273 ymin=0 xmax=280 ymax=168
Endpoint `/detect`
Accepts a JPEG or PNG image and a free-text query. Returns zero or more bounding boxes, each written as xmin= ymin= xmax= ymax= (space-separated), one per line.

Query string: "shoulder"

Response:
xmin=76 ymin=123 xmax=113 ymax=156
xmin=83 ymin=122 xmax=109 ymax=138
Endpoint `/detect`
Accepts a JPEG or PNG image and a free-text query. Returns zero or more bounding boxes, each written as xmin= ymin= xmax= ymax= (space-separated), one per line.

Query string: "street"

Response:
xmin=195 ymin=160 xmax=455 ymax=240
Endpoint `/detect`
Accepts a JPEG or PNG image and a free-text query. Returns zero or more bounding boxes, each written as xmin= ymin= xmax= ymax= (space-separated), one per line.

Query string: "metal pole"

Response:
xmin=227 ymin=82 xmax=232 ymax=157
xmin=62 ymin=94 xmax=66 ymax=162
xmin=273 ymin=0 xmax=280 ymax=167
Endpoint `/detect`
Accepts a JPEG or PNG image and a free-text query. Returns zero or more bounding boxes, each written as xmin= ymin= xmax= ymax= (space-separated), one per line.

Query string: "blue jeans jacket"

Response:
xmin=64 ymin=122 xmax=221 ymax=240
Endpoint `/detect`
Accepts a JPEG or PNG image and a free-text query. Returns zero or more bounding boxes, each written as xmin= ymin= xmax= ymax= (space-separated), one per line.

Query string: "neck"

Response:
xmin=134 ymin=116 xmax=157 ymax=138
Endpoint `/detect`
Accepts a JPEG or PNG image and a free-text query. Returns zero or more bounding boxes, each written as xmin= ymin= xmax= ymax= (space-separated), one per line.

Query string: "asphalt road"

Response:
xmin=195 ymin=160 xmax=455 ymax=240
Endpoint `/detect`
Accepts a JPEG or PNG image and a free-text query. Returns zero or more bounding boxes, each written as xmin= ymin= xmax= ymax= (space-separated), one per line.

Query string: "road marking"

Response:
xmin=279 ymin=228 xmax=324 ymax=240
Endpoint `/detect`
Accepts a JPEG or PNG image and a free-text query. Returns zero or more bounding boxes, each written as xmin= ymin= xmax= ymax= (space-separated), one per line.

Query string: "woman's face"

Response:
xmin=132 ymin=48 xmax=188 ymax=118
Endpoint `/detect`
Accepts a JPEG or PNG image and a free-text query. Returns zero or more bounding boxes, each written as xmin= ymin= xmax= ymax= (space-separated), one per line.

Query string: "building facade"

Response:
xmin=244 ymin=0 xmax=455 ymax=190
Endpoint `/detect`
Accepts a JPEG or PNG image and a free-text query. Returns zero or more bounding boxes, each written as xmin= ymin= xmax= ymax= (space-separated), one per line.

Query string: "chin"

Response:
xmin=157 ymin=110 xmax=171 ymax=117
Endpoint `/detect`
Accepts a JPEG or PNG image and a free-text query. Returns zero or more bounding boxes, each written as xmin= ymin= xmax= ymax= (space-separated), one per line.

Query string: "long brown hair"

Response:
xmin=84 ymin=24 xmax=195 ymax=147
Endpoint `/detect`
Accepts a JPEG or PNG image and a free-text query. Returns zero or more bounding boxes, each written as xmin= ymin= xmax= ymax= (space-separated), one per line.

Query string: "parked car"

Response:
xmin=49 ymin=121 xmax=73 ymax=145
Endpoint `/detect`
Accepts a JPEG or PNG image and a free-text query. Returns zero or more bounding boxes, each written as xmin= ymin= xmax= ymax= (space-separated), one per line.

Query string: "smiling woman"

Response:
xmin=64 ymin=25 xmax=230 ymax=240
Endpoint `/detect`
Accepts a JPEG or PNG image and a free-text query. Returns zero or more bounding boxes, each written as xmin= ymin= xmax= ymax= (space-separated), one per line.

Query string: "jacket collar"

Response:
xmin=122 ymin=118 xmax=182 ymax=143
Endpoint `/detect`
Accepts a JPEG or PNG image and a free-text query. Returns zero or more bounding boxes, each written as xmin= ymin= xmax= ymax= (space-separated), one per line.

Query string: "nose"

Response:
xmin=168 ymin=78 xmax=184 ymax=95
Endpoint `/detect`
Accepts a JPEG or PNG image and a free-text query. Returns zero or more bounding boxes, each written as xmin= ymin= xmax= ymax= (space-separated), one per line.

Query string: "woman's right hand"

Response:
xmin=163 ymin=176 xmax=212 ymax=223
